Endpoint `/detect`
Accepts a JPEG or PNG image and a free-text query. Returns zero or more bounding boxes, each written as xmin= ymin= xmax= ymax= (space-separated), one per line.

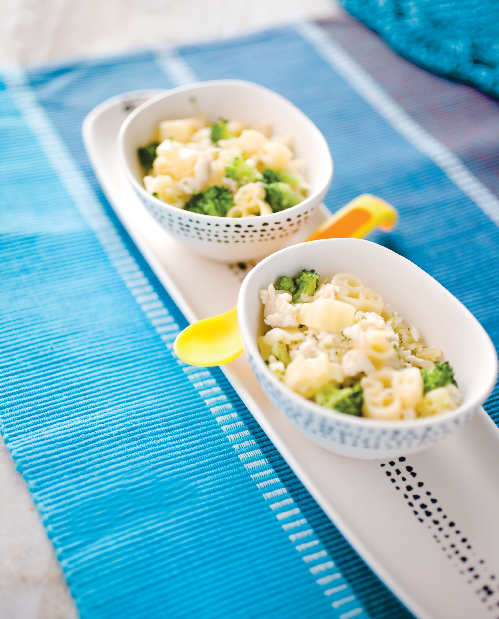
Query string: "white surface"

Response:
xmin=118 ymin=80 xmax=333 ymax=262
xmin=82 ymin=89 xmax=499 ymax=619
xmin=0 ymin=441 xmax=77 ymax=619
xmin=0 ymin=3 xmax=340 ymax=618
xmin=0 ymin=0 xmax=337 ymax=66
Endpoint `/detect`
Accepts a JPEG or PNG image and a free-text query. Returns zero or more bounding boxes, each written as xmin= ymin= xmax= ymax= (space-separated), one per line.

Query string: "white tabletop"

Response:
xmin=0 ymin=0 xmax=337 ymax=65
xmin=0 ymin=2 xmax=339 ymax=617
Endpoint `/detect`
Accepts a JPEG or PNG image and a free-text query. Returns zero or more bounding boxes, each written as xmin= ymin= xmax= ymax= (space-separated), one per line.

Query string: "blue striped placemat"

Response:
xmin=1 ymin=16 xmax=499 ymax=619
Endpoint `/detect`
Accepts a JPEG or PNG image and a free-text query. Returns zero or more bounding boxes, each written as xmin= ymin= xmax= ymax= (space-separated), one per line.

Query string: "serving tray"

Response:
xmin=83 ymin=91 xmax=499 ymax=619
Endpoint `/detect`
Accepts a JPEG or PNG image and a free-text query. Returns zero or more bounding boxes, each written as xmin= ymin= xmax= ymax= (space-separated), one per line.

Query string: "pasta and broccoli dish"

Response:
xmin=137 ymin=112 xmax=308 ymax=218
xmin=258 ymin=270 xmax=461 ymax=420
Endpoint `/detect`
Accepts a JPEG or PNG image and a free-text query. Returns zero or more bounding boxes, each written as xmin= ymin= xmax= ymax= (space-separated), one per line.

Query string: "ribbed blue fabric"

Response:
xmin=1 ymin=19 xmax=498 ymax=619
xmin=339 ymin=0 xmax=499 ymax=100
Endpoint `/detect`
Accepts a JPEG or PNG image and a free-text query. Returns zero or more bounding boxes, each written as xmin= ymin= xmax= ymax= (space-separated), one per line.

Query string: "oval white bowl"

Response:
xmin=118 ymin=80 xmax=333 ymax=263
xmin=238 ymin=239 xmax=498 ymax=459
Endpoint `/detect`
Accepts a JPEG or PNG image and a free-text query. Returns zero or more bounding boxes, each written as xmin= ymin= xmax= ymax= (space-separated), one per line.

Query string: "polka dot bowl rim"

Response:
xmin=237 ymin=238 xmax=498 ymax=458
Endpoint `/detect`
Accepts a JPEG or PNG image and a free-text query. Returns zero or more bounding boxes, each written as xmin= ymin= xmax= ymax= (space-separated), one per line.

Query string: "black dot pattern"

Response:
xmin=381 ymin=458 xmax=499 ymax=615
xmin=135 ymin=190 xmax=316 ymax=246
xmin=122 ymin=97 xmax=148 ymax=113
xmin=228 ymin=260 xmax=258 ymax=282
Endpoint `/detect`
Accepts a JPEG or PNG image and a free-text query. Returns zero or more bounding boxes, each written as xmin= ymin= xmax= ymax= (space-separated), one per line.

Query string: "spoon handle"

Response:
xmin=174 ymin=194 xmax=398 ymax=366
xmin=306 ymin=194 xmax=397 ymax=242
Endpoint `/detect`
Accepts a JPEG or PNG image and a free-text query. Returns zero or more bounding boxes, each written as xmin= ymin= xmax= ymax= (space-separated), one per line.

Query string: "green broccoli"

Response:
xmin=184 ymin=185 xmax=235 ymax=217
xmin=225 ymin=157 xmax=262 ymax=184
xmin=273 ymin=269 xmax=319 ymax=303
xmin=275 ymin=275 xmax=297 ymax=295
xmin=315 ymin=382 xmax=364 ymax=416
xmin=210 ymin=118 xmax=234 ymax=143
xmin=262 ymin=168 xmax=303 ymax=187
xmin=421 ymin=361 xmax=458 ymax=395
xmin=264 ymin=182 xmax=304 ymax=213
xmin=292 ymin=269 xmax=319 ymax=303
xmin=137 ymin=141 xmax=159 ymax=170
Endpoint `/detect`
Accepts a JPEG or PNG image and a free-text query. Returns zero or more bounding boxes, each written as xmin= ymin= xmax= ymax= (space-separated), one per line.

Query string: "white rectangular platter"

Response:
xmin=83 ymin=90 xmax=499 ymax=619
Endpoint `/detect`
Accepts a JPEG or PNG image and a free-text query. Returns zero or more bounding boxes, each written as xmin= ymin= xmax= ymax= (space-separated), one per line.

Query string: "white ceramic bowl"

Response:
xmin=238 ymin=239 xmax=498 ymax=459
xmin=118 ymin=80 xmax=333 ymax=263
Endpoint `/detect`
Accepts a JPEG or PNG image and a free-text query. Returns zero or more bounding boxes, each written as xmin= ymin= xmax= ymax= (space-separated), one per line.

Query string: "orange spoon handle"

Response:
xmin=306 ymin=194 xmax=397 ymax=242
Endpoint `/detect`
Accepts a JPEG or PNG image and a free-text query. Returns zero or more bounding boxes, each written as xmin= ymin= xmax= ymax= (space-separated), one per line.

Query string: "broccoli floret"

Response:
xmin=184 ymin=185 xmax=235 ymax=217
xmin=274 ymin=270 xmax=319 ymax=303
xmin=183 ymin=201 xmax=204 ymax=215
xmin=274 ymin=275 xmax=297 ymax=295
xmin=210 ymin=118 xmax=234 ymax=143
xmin=225 ymin=157 xmax=262 ymax=184
xmin=315 ymin=382 xmax=364 ymax=416
xmin=421 ymin=361 xmax=458 ymax=394
xmin=262 ymin=168 xmax=303 ymax=187
xmin=137 ymin=141 xmax=159 ymax=170
xmin=261 ymin=169 xmax=282 ymax=184
xmin=292 ymin=269 xmax=319 ymax=303
xmin=264 ymin=182 xmax=304 ymax=213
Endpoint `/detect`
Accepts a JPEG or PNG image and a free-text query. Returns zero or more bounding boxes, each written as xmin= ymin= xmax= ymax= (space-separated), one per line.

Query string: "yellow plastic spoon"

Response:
xmin=174 ymin=194 xmax=397 ymax=366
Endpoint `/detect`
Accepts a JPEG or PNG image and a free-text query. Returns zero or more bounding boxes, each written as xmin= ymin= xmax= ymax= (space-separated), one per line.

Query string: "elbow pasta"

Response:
xmin=258 ymin=271 xmax=462 ymax=421
xmin=332 ymin=273 xmax=384 ymax=314
xmin=363 ymin=388 xmax=403 ymax=420
xmin=392 ymin=368 xmax=424 ymax=408
xmin=227 ymin=182 xmax=272 ymax=218
xmin=138 ymin=113 xmax=308 ymax=217
xmin=364 ymin=331 xmax=397 ymax=368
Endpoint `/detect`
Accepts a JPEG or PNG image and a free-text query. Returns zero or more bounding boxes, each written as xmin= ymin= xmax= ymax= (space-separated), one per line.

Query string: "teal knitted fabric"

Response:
xmin=340 ymin=0 xmax=499 ymax=99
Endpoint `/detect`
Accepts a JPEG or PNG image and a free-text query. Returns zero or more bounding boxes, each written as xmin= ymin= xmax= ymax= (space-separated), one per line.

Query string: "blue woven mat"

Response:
xmin=340 ymin=0 xmax=499 ymax=100
xmin=1 ymin=17 xmax=499 ymax=619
